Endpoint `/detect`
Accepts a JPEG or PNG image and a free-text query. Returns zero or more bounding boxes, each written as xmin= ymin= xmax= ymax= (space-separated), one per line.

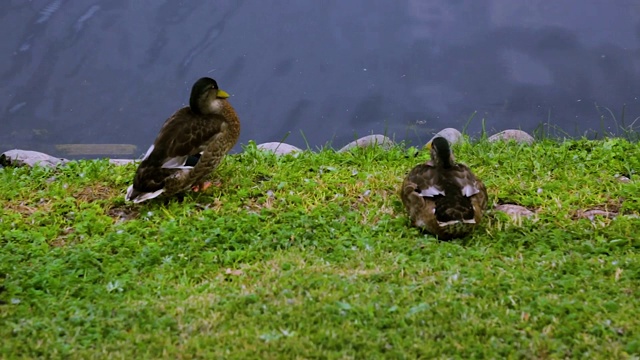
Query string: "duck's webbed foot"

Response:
xmin=192 ymin=181 xmax=213 ymax=192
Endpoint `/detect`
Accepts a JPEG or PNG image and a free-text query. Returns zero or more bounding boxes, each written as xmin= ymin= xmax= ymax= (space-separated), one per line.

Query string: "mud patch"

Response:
xmin=49 ymin=227 xmax=75 ymax=247
xmin=4 ymin=199 xmax=53 ymax=217
xmin=107 ymin=205 xmax=139 ymax=223
xmin=73 ymin=184 xmax=119 ymax=202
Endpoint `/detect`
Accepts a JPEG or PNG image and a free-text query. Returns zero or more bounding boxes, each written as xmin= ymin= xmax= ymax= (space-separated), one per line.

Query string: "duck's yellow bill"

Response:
xmin=217 ymin=89 xmax=230 ymax=99
xmin=424 ymin=141 xmax=432 ymax=151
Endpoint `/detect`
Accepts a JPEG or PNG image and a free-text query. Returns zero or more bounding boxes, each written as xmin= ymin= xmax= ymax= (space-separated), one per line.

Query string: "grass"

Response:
xmin=0 ymin=138 xmax=639 ymax=359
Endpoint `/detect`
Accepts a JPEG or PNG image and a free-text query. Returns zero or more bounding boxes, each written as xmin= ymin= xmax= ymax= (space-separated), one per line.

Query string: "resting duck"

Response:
xmin=125 ymin=77 xmax=240 ymax=203
xmin=400 ymin=137 xmax=488 ymax=240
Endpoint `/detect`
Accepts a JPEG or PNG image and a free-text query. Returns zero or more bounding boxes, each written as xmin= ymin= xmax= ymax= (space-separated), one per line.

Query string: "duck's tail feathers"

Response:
xmin=437 ymin=218 xmax=476 ymax=227
xmin=125 ymin=185 xmax=164 ymax=203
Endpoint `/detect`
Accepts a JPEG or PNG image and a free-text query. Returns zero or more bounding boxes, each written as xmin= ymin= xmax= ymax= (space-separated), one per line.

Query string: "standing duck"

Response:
xmin=125 ymin=77 xmax=240 ymax=203
xmin=400 ymin=137 xmax=488 ymax=240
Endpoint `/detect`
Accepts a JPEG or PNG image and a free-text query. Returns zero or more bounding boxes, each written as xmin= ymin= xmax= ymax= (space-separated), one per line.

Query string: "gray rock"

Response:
xmin=494 ymin=204 xmax=535 ymax=220
xmin=428 ymin=128 xmax=464 ymax=146
xmin=338 ymin=134 xmax=394 ymax=152
xmin=109 ymin=159 xmax=136 ymax=166
xmin=488 ymin=129 xmax=534 ymax=144
xmin=614 ymin=174 xmax=631 ymax=183
xmin=577 ymin=209 xmax=617 ymax=221
xmin=257 ymin=142 xmax=302 ymax=155
xmin=0 ymin=149 xmax=68 ymax=168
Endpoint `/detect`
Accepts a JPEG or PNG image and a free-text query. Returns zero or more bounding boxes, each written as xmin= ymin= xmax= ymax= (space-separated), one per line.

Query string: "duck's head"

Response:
xmin=190 ymin=77 xmax=230 ymax=115
xmin=426 ymin=137 xmax=455 ymax=168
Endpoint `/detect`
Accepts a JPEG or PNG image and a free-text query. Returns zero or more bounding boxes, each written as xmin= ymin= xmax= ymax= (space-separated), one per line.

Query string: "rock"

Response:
xmin=488 ymin=129 xmax=534 ymax=144
xmin=338 ymin=134 xmax=394 ymax=152
xmin=427 ymin=128 xmax=463 ymax=146
xmin=257 ymin=142 xmax=302 ymax=155
xmin=0 ymin=149 xmax=69 ymax=168
xmin=494 ymin=204 xmax=535 ymax=220
xmin=109 ymin=159 xmax=136 ymax=166
xmin=576 ymin=209 xmax=618 ymax=221
xmin=614 ymin=174 xmax=631 ymax=183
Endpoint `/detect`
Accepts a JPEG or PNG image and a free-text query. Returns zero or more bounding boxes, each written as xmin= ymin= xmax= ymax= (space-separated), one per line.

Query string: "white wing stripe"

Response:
xmin=461 ymin=184 xmax=480 ymax=197
xmin=142 ymin=145 xmax=155 ymax=161
xmin=162 ymin=156 xmax=190 ymax=169
xmin=419 ymin=187 xmax=445 ymax=197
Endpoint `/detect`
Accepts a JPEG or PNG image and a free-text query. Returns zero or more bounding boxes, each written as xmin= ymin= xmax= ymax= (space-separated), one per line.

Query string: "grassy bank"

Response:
xmin=1 ymin=139 xmax=639 ymax=358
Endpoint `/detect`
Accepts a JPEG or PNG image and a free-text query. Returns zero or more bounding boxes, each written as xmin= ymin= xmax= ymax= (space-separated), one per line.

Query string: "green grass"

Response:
xmin=1 ymin=139 xmax=639 ymax=359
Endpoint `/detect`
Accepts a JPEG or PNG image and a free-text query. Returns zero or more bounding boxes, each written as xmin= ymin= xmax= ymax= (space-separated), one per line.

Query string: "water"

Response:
xmin=1 ymin=1 xmax=639 ymax=158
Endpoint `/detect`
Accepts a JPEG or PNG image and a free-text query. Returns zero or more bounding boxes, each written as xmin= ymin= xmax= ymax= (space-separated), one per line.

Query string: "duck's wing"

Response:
xmin=402 ymin=163 xmax=486 ymax=225
xmin=142 ymin=108 xmax=226 ymax=168
xmin=454 ymin=164 xmax=488 ymax=216
xmin=125 ymin=165 xmax=187 ymax=202
xmin=126 ymin=109 xmax=227 ymax=202
xmin=450 ymin=164 xmax=483 ymax=197
xmin=430 ymin=164 xmax=487 ymax=224
xmin=399 ymin=163 xmax=442 ymax=233
xmin=402 ymin=163 xmax=444 ymax=198
xmin=400 ymin=163 xmax=440 ymax=216
xmin=452 ymin=164 xmax=487 ymax=205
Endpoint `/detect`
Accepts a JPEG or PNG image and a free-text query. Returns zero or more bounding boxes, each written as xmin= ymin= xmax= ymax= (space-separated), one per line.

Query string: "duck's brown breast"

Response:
xmin=221 ymin=100 xmax=241 ymax=147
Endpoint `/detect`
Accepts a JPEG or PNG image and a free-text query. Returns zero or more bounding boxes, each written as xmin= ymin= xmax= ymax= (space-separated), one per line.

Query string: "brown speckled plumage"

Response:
xmin=400 ymin=137 xmax=487 ymax=240
xmin=125 ymin=77 xmax=240 ymax=203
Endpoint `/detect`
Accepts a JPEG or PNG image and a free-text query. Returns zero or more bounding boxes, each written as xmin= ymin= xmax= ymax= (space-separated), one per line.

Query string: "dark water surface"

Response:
xmin=1 ymin=1 xmax=639 ymax=158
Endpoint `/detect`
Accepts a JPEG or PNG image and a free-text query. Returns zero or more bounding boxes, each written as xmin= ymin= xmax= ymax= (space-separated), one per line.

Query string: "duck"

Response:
xmin=125 ymin=77 xmax=240 ymax=203
xmin=399 ymin=136 xmax=488 ymax=240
